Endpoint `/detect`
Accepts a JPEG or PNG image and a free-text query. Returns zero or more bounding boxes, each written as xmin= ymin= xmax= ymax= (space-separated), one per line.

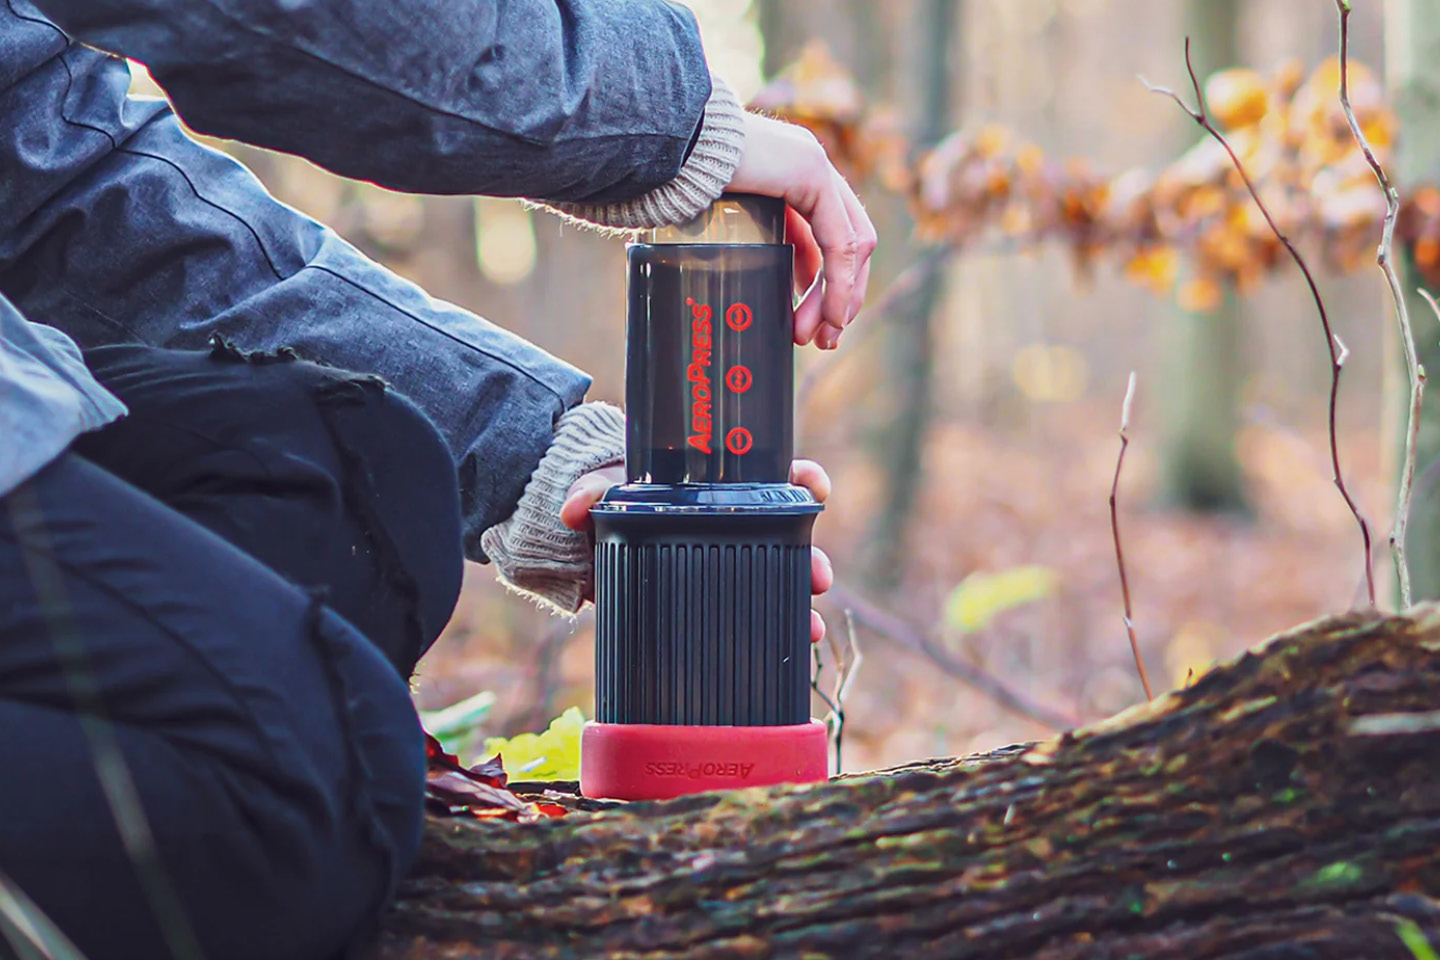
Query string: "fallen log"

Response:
xmin=378 ymin=607 xmax=1440 ymax=959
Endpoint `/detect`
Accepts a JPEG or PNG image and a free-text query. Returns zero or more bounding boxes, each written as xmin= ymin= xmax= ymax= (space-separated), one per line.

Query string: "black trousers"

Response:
xmin=0 ymin=343 xmax=465 ymax=960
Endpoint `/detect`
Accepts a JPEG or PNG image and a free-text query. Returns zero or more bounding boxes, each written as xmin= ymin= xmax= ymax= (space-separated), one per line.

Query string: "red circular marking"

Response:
xmin=725 ymin=365 xmax=753 ymax=393
xmin=725 ymin=427 xmax=753 ymax=456
xmin=725 ymin=302 xmax=753 ymax=331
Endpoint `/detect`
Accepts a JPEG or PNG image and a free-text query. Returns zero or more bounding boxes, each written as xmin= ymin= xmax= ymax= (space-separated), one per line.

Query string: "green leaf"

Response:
xmin=1397 ymin=919 xmax=1440 ymax=960
xmin=482 ymin=706 xmax=586 ymax=781
xmin=1311 ymin=860 xmax=1363 ymax=886
xmin=944 ymin=565 xmax=1056 ymax=633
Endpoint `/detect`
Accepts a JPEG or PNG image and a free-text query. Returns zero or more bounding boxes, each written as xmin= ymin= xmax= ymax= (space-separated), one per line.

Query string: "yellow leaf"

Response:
xmin=944 ymin=566 xmax=1056 ymax=634
xmin=1164 ymin=621 xmax=1222 ymax=690
xmin=482 ymin=706 xmax=585 ymax=781
xmin=1177 ymin=275 xmax=1224 ymax=314
xmin=1205 ymin=68 xmax=1270 ymax=129
xmin=975 ymin=123 xmax=1010 ymax=158
xmin=1124 ymin=245 xmax=1179 ymax=296
xmin=1015 ymin=142 xmax=1046 ymax=177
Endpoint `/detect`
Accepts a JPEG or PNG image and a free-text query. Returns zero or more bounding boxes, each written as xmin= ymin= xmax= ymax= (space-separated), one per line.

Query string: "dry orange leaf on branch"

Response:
xmin=752 ymin=48 xmax=1438 ymax=307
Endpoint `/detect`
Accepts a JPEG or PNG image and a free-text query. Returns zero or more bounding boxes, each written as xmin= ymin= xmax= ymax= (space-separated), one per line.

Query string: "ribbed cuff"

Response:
xmin=538 ymin=76 xmax=747 ymax=231
xmin=478 ymin=402 xmax=626 ymax=615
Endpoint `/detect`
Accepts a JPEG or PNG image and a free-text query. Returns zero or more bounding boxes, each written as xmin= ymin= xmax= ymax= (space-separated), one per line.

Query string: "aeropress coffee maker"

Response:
xmin=579 ymin=194 xmax=830 ymax=801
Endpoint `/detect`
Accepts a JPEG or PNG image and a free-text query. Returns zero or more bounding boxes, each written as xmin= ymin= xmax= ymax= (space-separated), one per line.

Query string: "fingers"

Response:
xmin=789 ymin=459 xmax=832 ymax=503
xmin=789 ymin=167 xmax=859 ymax=341
xmin=724 ymin=113 xmax=875 ymax=350
xmin=786 ymin=204 xmax=821 ymax=296
xmin=793 ymin=266 xmax=826 ymax=346
xmin=816 ymin=321 xmax=840 ymax=351
xmin=837 ymin=174 xmax=877 ymax=324
xmin=560 ymin=469 xmax=621 ymax=531
xmin=811 ymin=609 xmax=826 ymax=645
xmin=811 ymin=546 xmax=834 ymax=595
xmin=814 ymin=176 xmax=877 ymax=348
xmin=793 ymin=461 xmax=834 ymax=594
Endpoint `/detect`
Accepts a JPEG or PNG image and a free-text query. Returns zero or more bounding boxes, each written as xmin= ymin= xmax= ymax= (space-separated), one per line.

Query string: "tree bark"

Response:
xmin=378 ymin=607 xmax=1440 ymax=959
xmin=861 ymin=0 xmax=955 ymax=593
xmin=1158 ymin=0 xmax=1249 ymax=516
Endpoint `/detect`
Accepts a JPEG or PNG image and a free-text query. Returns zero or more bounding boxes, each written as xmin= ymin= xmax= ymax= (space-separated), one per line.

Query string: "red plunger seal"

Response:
xmin=581 ymin=720 xmax=828 ymax=801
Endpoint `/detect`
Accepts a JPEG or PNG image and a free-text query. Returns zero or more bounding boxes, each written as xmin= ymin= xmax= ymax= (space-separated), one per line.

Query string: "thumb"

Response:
xmin=560 ymin=472 xmax=615 ymax=531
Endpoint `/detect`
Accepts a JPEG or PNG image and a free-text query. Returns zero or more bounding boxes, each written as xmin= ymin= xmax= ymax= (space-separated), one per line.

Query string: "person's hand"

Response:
xmin=561 ymin=459 xmax=835 ymax=644
xmin=726 ymin=112 xmax=877 ymax=351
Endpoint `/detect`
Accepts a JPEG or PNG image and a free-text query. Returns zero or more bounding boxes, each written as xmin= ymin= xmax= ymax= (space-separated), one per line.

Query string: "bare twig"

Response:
xmin=1141 ymin=38 xmax=1377 ymax=608
xmin=828 ymin=583 xmax=1078 ymax=731
xmin=1419 ymin=288 xmax=1440 ymax=331
xmin=810 ymin=611 xmax=864 ymax=773
xmin=1109 ymin=372 xmax=1153 ymax=701
xmin=836 ymin=610 xmax=864 ymax=706
xmin=1335 ymin=0 xmax=1425 ymax=609
xmin=809 ymin=638 xmax=841 ymax=758
xmin=809 ymin=641 xmax=839 ymax=718
xmin=829 ymin=612 xmax=862 ymax=772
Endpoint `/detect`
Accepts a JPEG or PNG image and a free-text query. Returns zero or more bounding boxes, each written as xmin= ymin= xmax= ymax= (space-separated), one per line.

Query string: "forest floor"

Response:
xmin=414 ymin=397 xmax=1389 ymax=774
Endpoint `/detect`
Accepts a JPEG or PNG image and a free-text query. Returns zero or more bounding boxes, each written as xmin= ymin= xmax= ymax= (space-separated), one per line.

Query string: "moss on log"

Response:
xmin=379 ymin=608 xmax=1440 ymax=959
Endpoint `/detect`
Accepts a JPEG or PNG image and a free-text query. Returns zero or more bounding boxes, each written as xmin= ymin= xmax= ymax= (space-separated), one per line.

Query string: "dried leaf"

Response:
xmin=426 ymin=770 xmax=527 ymax=812
xmin=1205 ymin=68 xmax=1270 ymax=130
xmin=1177 ymin=275 xmax=1224 ymax=314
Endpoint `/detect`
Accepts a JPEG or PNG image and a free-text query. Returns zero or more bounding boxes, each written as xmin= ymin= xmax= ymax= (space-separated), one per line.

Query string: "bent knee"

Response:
xmin=310 ymin=376 xmax=466 ymax=649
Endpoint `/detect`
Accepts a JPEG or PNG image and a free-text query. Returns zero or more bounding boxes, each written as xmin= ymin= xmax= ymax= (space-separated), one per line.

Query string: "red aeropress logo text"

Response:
xmin=685 ymin=299 xmax=755 ymax=456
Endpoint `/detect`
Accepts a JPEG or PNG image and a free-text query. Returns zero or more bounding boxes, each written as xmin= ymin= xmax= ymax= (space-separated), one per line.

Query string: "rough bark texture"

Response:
xmin=379 ymin=608 xmax=1440 ymax=959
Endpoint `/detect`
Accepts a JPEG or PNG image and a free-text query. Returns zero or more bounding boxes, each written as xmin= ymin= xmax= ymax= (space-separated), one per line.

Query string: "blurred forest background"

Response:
xmin=137 ymin=0 xmax=1440 ymax=772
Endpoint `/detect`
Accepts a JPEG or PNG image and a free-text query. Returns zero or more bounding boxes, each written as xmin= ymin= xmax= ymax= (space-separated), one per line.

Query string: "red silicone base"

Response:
xmin=580 ymin=720 xmax=829 ymax=800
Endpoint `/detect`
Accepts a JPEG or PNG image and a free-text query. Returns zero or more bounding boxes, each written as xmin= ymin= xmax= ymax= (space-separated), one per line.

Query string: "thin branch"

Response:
xmin=1142 ymin=38 xmax=1377 ymax=609
xmin=836 ymin=609 xmax=864 ymax=706
xmin=1109 ymin=372 xmax=1153 ymax=701
xmin=828 ymin=583 xmax=1078 ymax=731
xmin=825 ymin=611 xmax=863 ymax=773
xmin=809 ymin=635 xmax=841 ymax=772
xmin=1336 ymin=0 xmax=1425 ymax=609
xmin=811 ymin=612 xmax=864 ymax=774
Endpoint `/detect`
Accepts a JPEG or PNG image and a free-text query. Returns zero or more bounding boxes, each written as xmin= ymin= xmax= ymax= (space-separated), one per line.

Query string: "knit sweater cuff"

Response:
xmin=478 ymin=402 xmax=626 ymax=615
xmin=540 ymin=76 xmax=747 ymax=231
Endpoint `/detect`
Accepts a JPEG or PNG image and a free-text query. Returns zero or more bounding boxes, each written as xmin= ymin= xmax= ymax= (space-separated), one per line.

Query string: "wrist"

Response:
xmin=479 ymin=402 xmax=625 ymax=614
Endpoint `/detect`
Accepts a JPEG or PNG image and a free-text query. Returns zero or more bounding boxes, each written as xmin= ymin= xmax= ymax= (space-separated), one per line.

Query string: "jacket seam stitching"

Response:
xmin=299 ymin=262 xmax=574 ymax=403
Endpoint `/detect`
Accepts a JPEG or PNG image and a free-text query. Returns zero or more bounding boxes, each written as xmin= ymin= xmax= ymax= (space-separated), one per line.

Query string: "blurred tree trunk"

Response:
xmin=1388 ymin=0 xmax=1440 ymax=601
xmin=756 ymin=0 xmax=804 ymax=80
xmin=380 ymin=607 xmax=1440 ymax=959
xmin=862 ymin=0 xmax=956 ymax=593
xmin=1158 ymin=0 xmax=1249 ymax=515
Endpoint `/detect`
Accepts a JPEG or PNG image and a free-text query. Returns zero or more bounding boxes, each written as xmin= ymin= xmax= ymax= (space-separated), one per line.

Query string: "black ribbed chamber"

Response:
xmin=593 ymin=512 xmax=815 ymax=726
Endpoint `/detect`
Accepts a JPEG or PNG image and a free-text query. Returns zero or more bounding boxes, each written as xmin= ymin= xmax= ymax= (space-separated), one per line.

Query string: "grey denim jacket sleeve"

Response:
xmin=31 ymin=0 xmax=713 ymax=200
xmin=2 ymin=0 xmax=711 ymax=559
